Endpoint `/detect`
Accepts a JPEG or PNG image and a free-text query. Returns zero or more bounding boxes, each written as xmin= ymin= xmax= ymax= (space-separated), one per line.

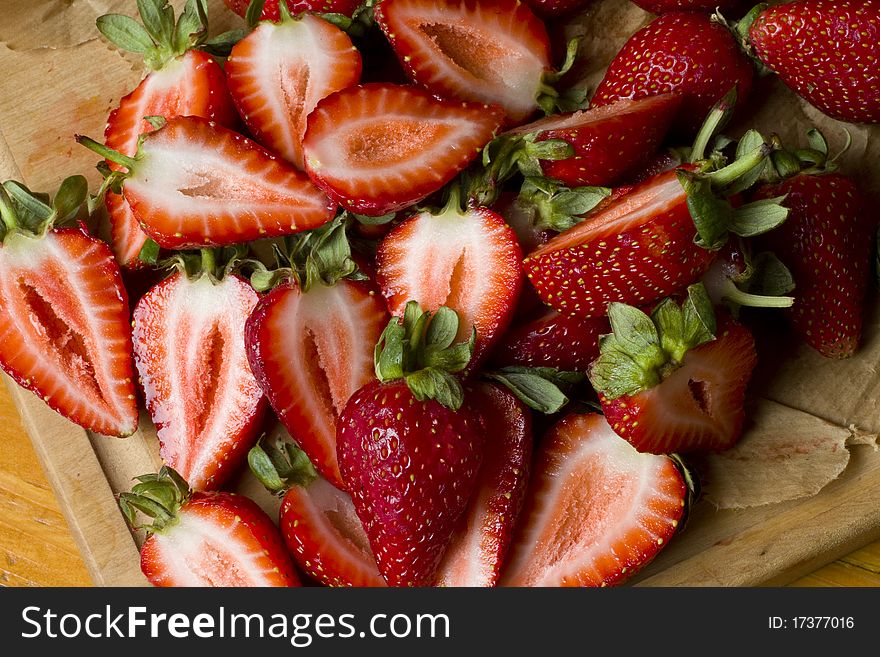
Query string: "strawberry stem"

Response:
xmin=690 ymin=87 xmax=737 ymax=163
xmin=716 ymin=277 xmax=794 ymax=309
xmin=75 ymin=135 xmax=138 ymax=172
xmin=706 ymin=142 xmax=772 ymax=189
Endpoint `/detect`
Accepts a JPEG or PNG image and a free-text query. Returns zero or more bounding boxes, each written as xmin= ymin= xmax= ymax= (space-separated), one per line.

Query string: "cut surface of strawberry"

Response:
xmin=502 ymin=413 xmax=686 ymax=587
xmin=303 ymin=83 xmax=503 ymax=216
xmin=0 ymin=226 xmax=138 ymax=437
xmin=245 ymin=279 xmax=388 ymax=488
xmin=132 ymin=269 xmax=265 ymax=490
xmin=225 ymin=13 xmax=362 ymax=169
xmin=374 ymin=0 xmax=552 ymax=123
xmin=376 ymin=202 xmax=523 ymax=368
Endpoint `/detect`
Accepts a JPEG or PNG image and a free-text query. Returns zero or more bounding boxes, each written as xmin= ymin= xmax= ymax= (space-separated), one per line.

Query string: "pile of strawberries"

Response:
xmin=0 ymin=0 xmax=877 ymax=587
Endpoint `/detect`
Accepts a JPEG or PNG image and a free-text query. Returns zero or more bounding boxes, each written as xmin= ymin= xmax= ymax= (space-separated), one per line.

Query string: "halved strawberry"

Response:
xmin=522 ymin=0 xmax=592 ymax=18
xmin=376 ymin=198 xmax=522 ymax=368
xmin=506 ymin=94 xmax=682 ymax=187
xmin=589 ymin=286 xmax=758 ymax=454
xmin=98 ymin=3 xmax=239 ymax=267
xmin=632 ymin=0 xmax=748 ymax=14
xmin=225 ymin=11 xmax=362 ymax=169
xmin=302 ymin=83 xmax=504 ymax=215
xmin=435 ymin=383 xmax=532 ymax=587
xmin=132 ymin=257 xmax=266 ymax=491
xmin=501 ymin=413 xmax=686 ymax=587
xmin=78 ymin=115 xmax=336 ymax=249
xmin=250 ymin=436 xmax=385 ymax=587
xmin=120 ymin=467 xmax=299 ymax=587
xmin=374 ymin=0 xmax=552 ymax=123
xmin=0 ymin=177 xmax=138 ymax=437
xmin=246 ymin=278 xmax=388 ymax=489
xmin=223 ymin=0 xmax=363 ymax=22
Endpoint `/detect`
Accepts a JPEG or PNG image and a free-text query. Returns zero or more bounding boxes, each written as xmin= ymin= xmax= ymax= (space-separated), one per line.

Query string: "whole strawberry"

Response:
xmin=336 ymin=303 xmax=484 ymax=586
xmin=748 ymin=0 xmax=880 ymax=124
xmin=592 ymin=12 xmax=753 ymax=135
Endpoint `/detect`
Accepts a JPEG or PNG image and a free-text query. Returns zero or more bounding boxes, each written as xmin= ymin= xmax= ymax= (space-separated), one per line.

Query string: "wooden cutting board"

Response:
xmin=1 ymin=0 xmax=879 ymax=587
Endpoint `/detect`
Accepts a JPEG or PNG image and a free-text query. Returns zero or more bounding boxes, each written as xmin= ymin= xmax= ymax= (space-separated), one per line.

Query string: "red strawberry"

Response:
xmin=376 ymin=197 xmax=523 ymax=369
xmin=592 ymin=12 xmax=753 ymax=135
xmin=374 ymin=0 xmax=554 ymax=123
xmin=132 ymin=256 xmax=266 ymax=491
xmin=336 ymin=304 xmax=485 ymax=586
xmin=506 ymin=94 xmax=681 ymax=188
xmin=246 ymin=279 xmax=388 ymax=489
xmin=0 ymin=177 xmax=138 ymax=437
xmin=225 ymin=11 xmax=362 ymax=169
xmin=631 ymin=1 xmax=748 ymax=14
xmin=589 ymin=286 xmax=757 ymax=454
xmin=522 ymin=0 xmax=592 ymax=19
xmin=491 ymin=307 xmax=607 ymax=372
xmin=302 ymin=83 xmax=504 ymax=215
xmin=747 ymin=0 xmax=880 ymax=124
xmin=501 ymin=412 xmax=687 ymax=586
xmin=78 ymin=115 xmax=336 ymax=249
xmin=98 ymin=4 xmax=238 ymax=267
xmin=120 ymin=467 xmax=299 ymax=587
xmin=435 ymin=383 xmax=532 ymax=587
xmin=755 ymin=173 xmax=875 ymax=358
xmin=250 ymin=437 xmax=385 ymax=587
xmin=223 ymin=0 xmax=362 ymax=22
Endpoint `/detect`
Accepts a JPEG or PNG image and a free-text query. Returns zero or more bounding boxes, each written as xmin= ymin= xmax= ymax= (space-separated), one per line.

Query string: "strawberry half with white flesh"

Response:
xmin=0 ymin=177 xmax=138 ymax=437
xmin=523 ymin=132 xmax=786 ymax=318
xmin=302 ymin=83 xmax=504 ymax=215
xmin=336 ymin=303 xmax=484 ymax=586
xmin=245 ymin=218 xmax=389 ymax=488
xmin=501 ymin=413 xmax=688 ymax=587
xmin=374 ymin=0 xmax=559 ymax=123
xmin=225 ymin=6 xmax=362 ymax=169
xmin=249 ymin=436 xmax=385 ymax=587
xmin=97 ymin=0 xmax=239 ymax=267
xmin=120 ymin=467 xmax=299 ymax=587
xmin=78 ymin=115 xmax=336 ymax=249
xmin=132 ymin=249 xmax=265 ymax=490
xmin=589 ymin=284 xmax=757 ymax=454
xmin=435 ymin=383 xmax=532 ymax=587
xmin=376 ymin=191 xmax=522 ymax=369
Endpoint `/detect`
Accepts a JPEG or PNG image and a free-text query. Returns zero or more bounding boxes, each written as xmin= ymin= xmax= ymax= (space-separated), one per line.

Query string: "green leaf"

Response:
xmin=682 ymin=283 xmax=717 ymax=347
xmin=2 ymin=180 xmax=53 ymax=232
xmin=770 ymin=150 xmax=802 ymax=180
xmin=137 ymin=0 xmax=172 ymax=46
xmin=51 ymin=175 xmax=89 ymax=224
xmin=246 ymin=0 xmax=267 ymax=28
xmin=351 ymin=211 xmax=396 ymax=226
xmin=588 ymin=340 xmax=658 ymax=400
xmin=173 ymin=0 xmax=206 ymax=53
xmin=729 ymin=196 xmax=789 ymax=237
xmin=607 ymin=302 xmax=662 ymax=361
xmin=424 ymin=306 xmax=458 ymax=351
xmin=523 ymin=138 xmax=574 ymax=162
xmin=485 ymin=371 xmax=571 ymax=414
xmin=724 ymin=129 xmax=769 ymax=194
xmin=96 ymin=14 xmax=155 ymax=53
xmin=248 ymin=442 xmax=287 ymax=494
xmin=751 ymin=252 xmax=796 ymax=296
xmin=200 ymin=29 xmax=246 ymax=57
xmin=806 ymin=128 xmax=829 ymax=157
xmin=405 ymin=368 xmax=463 ymax=410
xmin=374 ymin=318 xmax=405 ymax=382
xmin=681 ymin=172 xmax=731 ymax=250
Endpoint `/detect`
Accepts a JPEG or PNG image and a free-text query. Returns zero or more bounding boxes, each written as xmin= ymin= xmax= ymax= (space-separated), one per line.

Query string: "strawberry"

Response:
xmin=746 ymin=0 xmax=880 ymax=124
xmin=589 ymin=284 xmax=757 ymax=454
xmin=491 ymin=307 xmax=607 ymax=373
xmin=225 ymin=8 xmax=362 ymax=169
xmin=0 ymin=177 xmax=138 ymax=437
xmin=97 ymin=0 xmax=239 ymax=267
xmin=78 ymin=115 xmax=335 ymax=249
xmin=336 ymin=303 xmax=484 ymax=586
xmin=249 ymin=436 xmax=385 ymax=587
xmin=223 ymin=0 xmax=363 ymax=22
xmin=592 ymin=12 xmax=753 ymax=135
xmin=375 ymin=0 xmax=576 ymax=123
xmin=522 ymin=137 xmax=786 ymax=319
xmin=246 ymin=219 xmax=389 ymax=488
xmin=504 ymin=94 xmax=682 ymax=188
xmin=631 ymin=1 xmax=747 ymax=14
xmin=435 ymin=383 xmax=532 ymax=587
xmin=522 ymin=0 xmax=592 ymax=19
xmin=119 ymin=467 xmax=299 ymax=587
xmin=302 ymin=83 xmax=504 ymax=215
xmin=376 ymin=192 xmax=522 ymax=369
xmin=132 ymin=249 xmax=266 ymax=491
xmin=501 ymin=412 xmax=687 ymax=587
xmin=755 ymin=172 xmax=875 ymax=359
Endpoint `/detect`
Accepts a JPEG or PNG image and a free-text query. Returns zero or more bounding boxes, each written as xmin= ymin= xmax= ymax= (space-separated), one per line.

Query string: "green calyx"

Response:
xmin=97 ymin=0 xmax=243 ymax=69
xmin=117 ymin=466 xmax=190 ymax=535
xmin=760 ymin=128 xmax=849 ymax=184
xmin=248 ymin=436 xmax=318 ymax=495
xmin=485 ymin=366 xmax=585 ymax=415
xmin=588 ymin=283 xmax=717 ymax=400
xmin=0 ymin=175 xmax=89 ymax=242
xmin=536 ymin=38 xmax=589 ymax=116
xmin=149 ymin=245 xmax=249 ymax=283
xmin=517 ymin=176 xmax=611 ymax=233
xmin=247 ymin=214 xmax=366 ymax=293
xmin=316 ymin=1 xmax=377 ymax=39
xmin=374 ymin=301 xmax=475 ymax=411
xmin=703 ymin=240 xmax=795 ymax=312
